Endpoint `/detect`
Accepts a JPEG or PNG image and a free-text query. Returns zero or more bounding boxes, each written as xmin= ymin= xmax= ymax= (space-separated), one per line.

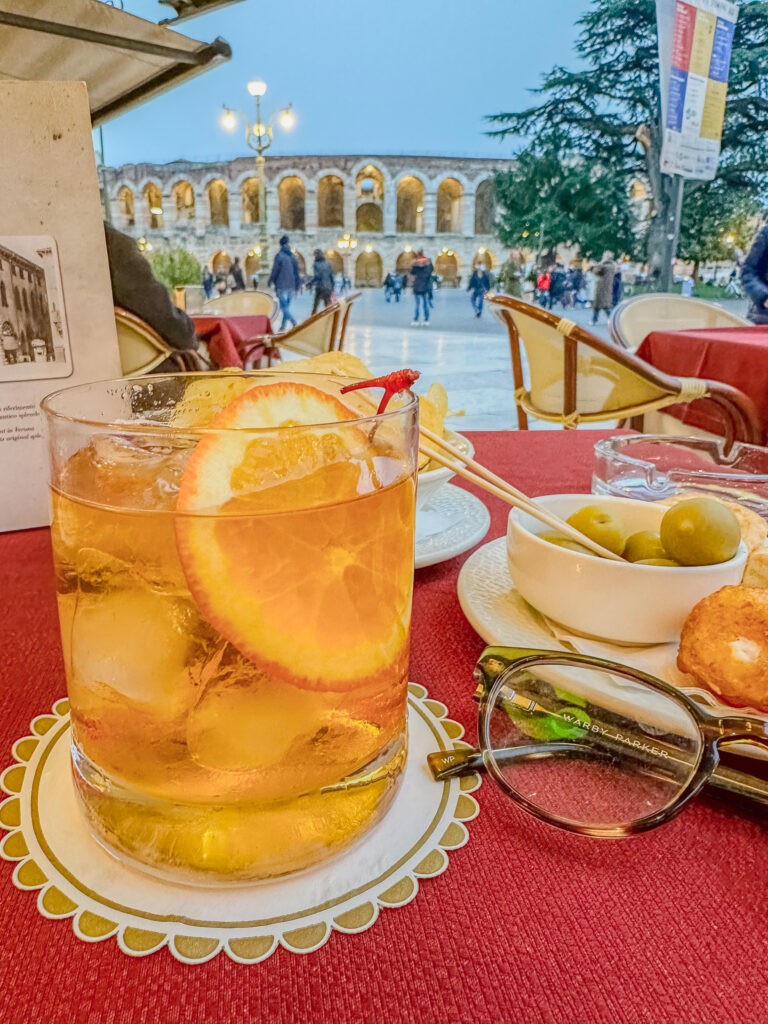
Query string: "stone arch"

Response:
xmin=143 ymin=182 xmax=164 ymax=229
xmin=355 ymin=163 xmax=385 ymax=202
xmin=207 ymin=179 xmax=229 ymax=226
xmin=436 ymin=178 xmax=463 ymax=234
xmin=325 ymin=249 xmax=343 ymax=275
xmin=278 ymin=176 xmax=305 ymax=230
xmin=171 ymin=180 xmax=195 ymax=222
xmin=435 ymin=251 xmax=459 ymax=285
xmin=116 ymin=185 xmax=135 ymax=227
xmin=355 ymin=250 xmax=383 ymax=287
xmin=318 ymin=175 xmax=345 ymax=228
xmin=395 ymin=250 xmax=417 ymax=279
xmin=396 ymin=176 xmax=425 ymax=233
xmin=356 ymin=202 xmax=383 ymax=232
xmin=244 ymin=251 xmax=261 ymax=279
xmin=474 ymin=178 xmax=495 ymax=235
xmin=473 ymin=248 xmax=497 ymax=270
xmin=210 ymin=250 xmax=230 ymax=275
xmin=241 ymin=177 xmax=261 ymax=224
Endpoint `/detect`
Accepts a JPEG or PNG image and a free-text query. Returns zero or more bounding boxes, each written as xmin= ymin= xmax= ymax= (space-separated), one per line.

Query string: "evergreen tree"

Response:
xmin=148 ymin=247 xmax=202 ymax=292
xmin=487 ymin=0 xmax=768 ymax=279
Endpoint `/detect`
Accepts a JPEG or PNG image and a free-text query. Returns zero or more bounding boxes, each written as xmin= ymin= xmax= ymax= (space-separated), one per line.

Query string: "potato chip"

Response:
xmin=426 ymin=382 xmax=448 ymax=420
xmin=278 ymin=351 xmax=371 ymax=378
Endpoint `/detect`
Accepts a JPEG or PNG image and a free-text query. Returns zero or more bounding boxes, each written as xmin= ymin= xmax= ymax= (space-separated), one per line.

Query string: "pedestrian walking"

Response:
xmin=202 ymin=266 xmax=216 ymax=300
xmin=680 ymin=276 xmax=695 ymax=298
xmin=592 ymin=251 xmax=617 ymax=324
xmin=2 ymin=326 xmax=19 ymax=365
xmin=384 ymin=272 xmax=395 ymax=302
xmin=392 ymin=271 xmax=402 ymax=302
xmin=498 ymin=251 xmax=523 ymax=298
xmin=228 ymin=256 xmax=246 ymax=291
xmin=410 ymin=249 xmax=433 ymax=325
xmin=612 ymin=268 xmax=624 ymax=306
xmin=741 ymin=223 xmax=768 ymax=325
xmin=549 ymin=262 xmax=568 ymax=309
xmin=467 ymin=264 xmax=491 ymax=318
xmin=268 ymin=234 xmax=301 ymax=331
xmin=310 ymin=248 xmax=335 ymax=314
xmin=535 ymin=268 xmax=552 ymax=308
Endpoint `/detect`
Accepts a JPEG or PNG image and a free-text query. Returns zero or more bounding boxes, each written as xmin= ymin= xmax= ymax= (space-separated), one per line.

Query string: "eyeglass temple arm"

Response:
xmin=426 ymin=745 xmax=768 ymax=811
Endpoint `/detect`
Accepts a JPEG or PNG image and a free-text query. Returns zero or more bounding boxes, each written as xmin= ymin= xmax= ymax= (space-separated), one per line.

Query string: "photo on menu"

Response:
xmin=0 ymin=235 xmax=71 ymax=383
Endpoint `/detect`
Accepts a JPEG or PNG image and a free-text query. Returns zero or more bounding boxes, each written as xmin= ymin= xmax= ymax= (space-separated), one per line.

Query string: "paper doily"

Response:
xmin=0 ymin=685 xmax=480 ymax=964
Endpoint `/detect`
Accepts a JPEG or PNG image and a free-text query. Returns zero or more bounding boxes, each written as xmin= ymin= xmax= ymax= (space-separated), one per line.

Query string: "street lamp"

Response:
xmin=337 ymin=233 xmax=357 ymax=285
xmin=221 ymin=78 xmax=295 ymax=269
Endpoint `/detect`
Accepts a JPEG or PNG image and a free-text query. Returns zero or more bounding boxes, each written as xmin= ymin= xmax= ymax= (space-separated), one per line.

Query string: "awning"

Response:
xmin=0 ymin=0 xmax=232 ymax=126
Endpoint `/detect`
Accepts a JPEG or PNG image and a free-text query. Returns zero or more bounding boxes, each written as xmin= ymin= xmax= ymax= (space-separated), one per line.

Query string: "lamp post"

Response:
xmin=336 ymin=233 xmax=357 ymax=289
xmin=221 ymin=79 xmax=295 ymax=271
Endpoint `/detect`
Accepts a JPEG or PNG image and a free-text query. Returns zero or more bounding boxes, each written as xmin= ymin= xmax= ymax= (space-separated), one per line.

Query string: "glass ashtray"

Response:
xmin=593 ymin=435 xmax=768 ymax=520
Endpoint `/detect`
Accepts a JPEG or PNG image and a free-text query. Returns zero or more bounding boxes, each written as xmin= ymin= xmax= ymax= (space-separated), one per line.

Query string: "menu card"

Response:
xmin=0 ymin=81 xmax=121 ymax=532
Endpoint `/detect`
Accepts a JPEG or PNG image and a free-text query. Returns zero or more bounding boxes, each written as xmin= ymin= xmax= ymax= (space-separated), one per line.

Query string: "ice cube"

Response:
xmin=186 ymin=672 xmax=329 ymax=773
xmin=70 ymin=587 xmax=199 ymax=713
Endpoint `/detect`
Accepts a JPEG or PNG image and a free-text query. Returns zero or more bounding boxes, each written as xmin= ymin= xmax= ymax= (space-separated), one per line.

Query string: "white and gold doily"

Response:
xmin=0 ymin=685 xmax=479 ymax=964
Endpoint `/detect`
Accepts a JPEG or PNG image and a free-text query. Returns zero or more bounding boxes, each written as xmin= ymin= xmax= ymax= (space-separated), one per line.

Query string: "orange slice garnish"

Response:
xmin=175 ymin=381 xmax=414 ymax=691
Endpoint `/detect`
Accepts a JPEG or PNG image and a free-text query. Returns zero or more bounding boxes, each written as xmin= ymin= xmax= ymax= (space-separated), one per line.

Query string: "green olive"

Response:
xmin=660 ymin=497 xmax=741 ymax=566
xmin=566 ymin=505 xmax=627 ymax=556
xmin=635 ymin=557 xmax=681 ymax=566
xmin=538 ymin=532 xmax=595 ymax=556
xmin=623 ymin=530 xmax=667 ymax=563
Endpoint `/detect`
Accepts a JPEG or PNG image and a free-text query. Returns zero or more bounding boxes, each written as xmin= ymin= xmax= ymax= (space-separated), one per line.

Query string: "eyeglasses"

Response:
xmin=427 ymin=647 xmax=768 ymax=837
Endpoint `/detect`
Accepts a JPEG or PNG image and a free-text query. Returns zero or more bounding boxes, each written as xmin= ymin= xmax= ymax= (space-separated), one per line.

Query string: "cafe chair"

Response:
xmin=336 ymin=291 xmax=361 ymax=350
xmin=270 ymin=302 xmax=344 ymax=361
xmin=115 ymin=307 xmax=210 ymax=376
xmin=203 ymin=290 xmax=278 ymax=319
xmin=610 ymin=293 xmax=751 ymax=352
xmin=488 ymin=294 xmax=761 ymax=448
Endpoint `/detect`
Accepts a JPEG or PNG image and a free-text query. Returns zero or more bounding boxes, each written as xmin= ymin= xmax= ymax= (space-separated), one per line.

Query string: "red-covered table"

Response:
xmin=2 ymin=429 xmax=768 ymax=1024
xmin=637 ymin=325 xmax=768 ymax=440
xmin=192 ymin=315 xmax=276 ymax=369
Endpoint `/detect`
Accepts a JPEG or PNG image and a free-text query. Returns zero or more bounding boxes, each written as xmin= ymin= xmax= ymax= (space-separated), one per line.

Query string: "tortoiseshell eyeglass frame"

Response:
xmin=427 ymin=647 xmax=768 ymax=838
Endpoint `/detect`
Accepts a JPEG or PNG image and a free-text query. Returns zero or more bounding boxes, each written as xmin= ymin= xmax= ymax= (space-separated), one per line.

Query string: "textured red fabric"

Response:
xmin=192 ymin=315 xmax=273 ymax=369
xmin=2 ymin=429 xmax=768 ymax=1024
xmin=638 ymin=326 xmax=768 ymax=438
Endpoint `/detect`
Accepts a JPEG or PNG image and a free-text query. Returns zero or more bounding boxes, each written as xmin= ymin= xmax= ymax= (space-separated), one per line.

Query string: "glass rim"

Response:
xmin=40 ymin=370 xmax=420 ymax=435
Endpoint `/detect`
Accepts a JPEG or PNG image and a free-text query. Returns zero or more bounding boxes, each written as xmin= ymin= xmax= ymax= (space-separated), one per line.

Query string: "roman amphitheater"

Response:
xmin=102 ymin=154 xmax=511 ymax=287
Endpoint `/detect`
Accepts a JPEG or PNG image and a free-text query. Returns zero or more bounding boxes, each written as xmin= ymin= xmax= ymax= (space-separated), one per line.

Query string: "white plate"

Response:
xmin=415 ymin=484 xmax=490 ymax=570
xmin=457 ymin=537 xmax=768 ymax=757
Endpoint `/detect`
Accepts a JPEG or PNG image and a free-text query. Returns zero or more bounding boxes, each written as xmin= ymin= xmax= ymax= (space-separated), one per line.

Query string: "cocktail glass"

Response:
xmin=42 ymin=372 xmax=418 ymax=884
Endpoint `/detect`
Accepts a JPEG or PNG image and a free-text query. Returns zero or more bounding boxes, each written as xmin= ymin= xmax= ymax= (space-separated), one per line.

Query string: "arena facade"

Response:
xmin=102 ymin=154 xmax=511 ymax=287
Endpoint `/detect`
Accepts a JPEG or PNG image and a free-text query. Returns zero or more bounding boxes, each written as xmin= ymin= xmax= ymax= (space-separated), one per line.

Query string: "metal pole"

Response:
xmin=659 ymin=174 xmax=684 ymax=292
xmin=255 ymin=93 xmax=268 ymax=271
xmin=98 ymin=126 xmax=112 ymax=226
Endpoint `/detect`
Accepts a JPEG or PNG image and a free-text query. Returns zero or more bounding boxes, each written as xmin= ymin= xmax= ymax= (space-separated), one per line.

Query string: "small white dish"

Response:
xmin=415 ymin=484 xmax=489 ymax=569
xmin=457 ymin=537 xmax=768 ymax=756
xmin=507 ymin=493 xmax=747 ymax=645
xmin=416 ymin=430 xmax=474 ymax=510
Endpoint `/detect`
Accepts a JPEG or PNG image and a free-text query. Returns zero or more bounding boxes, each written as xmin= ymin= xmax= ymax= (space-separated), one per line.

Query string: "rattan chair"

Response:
xmin=336 ymin=291 xmax=361 ymax=350
xmin=115 ymin=307 xmax=209 ymax=376
xmin=610 ymin=292 xmax=751 ymax=352
xmin=488 ymin=293 xmax=761 ymax=447
xmin=202 ymin=290 xmax=277 ymax=319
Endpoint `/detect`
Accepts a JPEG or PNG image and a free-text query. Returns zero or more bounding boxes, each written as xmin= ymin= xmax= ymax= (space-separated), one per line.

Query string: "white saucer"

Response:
xmin=415 ymin=484 xmax=490 ymax=569
xmin=457 ymin=538 xmax=768 ymax=756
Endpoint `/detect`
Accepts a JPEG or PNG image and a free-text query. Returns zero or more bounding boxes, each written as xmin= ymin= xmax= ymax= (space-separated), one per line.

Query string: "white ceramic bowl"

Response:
xmin=506 ymin=493 xmax=747 ymax=644
xmin=416 ymin=430 xmax=474 ymax=510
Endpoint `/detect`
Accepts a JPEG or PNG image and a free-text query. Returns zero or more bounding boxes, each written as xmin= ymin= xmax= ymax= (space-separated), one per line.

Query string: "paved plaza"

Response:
xmin=286 ymin=288 xmax=750 ymax=431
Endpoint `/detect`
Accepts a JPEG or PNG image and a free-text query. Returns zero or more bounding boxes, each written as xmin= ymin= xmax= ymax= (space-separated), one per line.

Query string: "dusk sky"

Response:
xmin=101 ymin=0 xmax=588 ymax=169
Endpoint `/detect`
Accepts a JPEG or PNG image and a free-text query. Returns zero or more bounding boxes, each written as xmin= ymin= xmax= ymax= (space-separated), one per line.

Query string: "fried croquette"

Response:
xmin=677 ymin=585 xmax=768 ymax=711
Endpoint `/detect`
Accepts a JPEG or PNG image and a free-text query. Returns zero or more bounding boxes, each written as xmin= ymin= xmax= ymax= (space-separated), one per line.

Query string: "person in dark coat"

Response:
xmin=467 ymin=265 xmax=491 ymax=317
xmin=548 ymin=262 xmax=568 ymax=308
xmin=409 ymin=250 xmax=433 ymax=325
xmin=229 ymin=256 xmax=246 ymax=291
xmin=310 ymin=249 xmax=335 ymax=314
xmin=741 ymin=224 xmax=768 ymax=325
xmin=268 ymin=234 xmax=301 ymax=330
xmin=592 ymin=251 xmax=617 ymax=324
xmin=104 ymin=224 xmax=199 ymax=371
xmin=384 ymin=272 xmax=395 ymax=302
xmin=202 ymin=266 xmax=216 ymax=300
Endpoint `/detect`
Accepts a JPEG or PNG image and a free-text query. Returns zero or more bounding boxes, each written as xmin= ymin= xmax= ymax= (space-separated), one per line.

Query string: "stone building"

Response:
xmin=102 ymin=154 xmax=511 ymax=287
xmin=0 ymin=243 xmax=51 ymax=362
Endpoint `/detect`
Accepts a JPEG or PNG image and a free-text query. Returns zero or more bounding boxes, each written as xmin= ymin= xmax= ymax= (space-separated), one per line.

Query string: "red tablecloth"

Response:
xmin=193 ymin=314 xmax=274 ymax=369
xmin=637 ymin=325 xmax=768 ymax=438
xmin=3 ymin=429 xmax=768 ymax=1024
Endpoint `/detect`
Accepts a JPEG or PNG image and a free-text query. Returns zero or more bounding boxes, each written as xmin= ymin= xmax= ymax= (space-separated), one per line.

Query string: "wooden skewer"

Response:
xmin=418 ymin=425 xmax=625 ymax=563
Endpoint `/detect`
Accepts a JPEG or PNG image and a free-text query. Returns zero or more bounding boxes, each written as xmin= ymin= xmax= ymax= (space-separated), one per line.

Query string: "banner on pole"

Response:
xmin=657 ymin=0 xmax=739 ymax=180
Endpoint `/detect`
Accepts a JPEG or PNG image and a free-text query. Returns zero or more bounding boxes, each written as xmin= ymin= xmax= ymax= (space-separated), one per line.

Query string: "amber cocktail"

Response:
xmin=43 ymin=373 xmax=418 ymax=883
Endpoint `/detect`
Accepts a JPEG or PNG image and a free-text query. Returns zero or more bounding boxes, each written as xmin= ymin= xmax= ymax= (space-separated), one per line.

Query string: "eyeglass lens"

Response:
xmin=485 ymin=661 xmax=704 ymax=830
